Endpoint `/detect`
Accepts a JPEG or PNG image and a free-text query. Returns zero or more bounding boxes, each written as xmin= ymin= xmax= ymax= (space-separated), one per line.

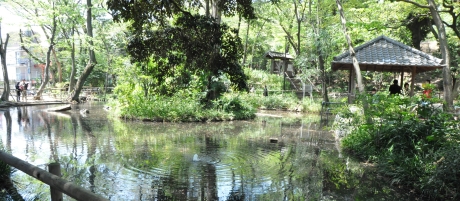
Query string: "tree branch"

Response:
xmin=19 ymin=29 xmax=45 ymax=64
xmin=395 ymin=0 xmax=430 ymax=9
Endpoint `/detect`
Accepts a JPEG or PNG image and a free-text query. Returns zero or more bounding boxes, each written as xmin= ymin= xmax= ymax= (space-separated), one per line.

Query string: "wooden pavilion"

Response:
xmin=264 ymin=51 xmax=295 ymax=76
xmin=331 ymin=35 xmax=444 ymax=101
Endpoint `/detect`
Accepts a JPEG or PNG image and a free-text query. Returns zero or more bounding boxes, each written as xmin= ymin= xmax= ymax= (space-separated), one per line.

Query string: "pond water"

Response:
xmin=0 ymin=102 xmax=415 ymax=200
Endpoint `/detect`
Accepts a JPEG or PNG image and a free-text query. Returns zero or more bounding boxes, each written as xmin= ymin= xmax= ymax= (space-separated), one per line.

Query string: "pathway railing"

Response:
xmin=0 ymin=151 xmax=109 ymax=201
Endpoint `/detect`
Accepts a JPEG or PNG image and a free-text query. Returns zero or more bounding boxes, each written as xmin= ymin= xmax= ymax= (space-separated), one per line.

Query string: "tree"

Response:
xmin=397 ymin=0 xmax=453 ymax=111
xmin=336 ymin=0 xmax=364 ymax=97
xmin=308 ymin=0 xmax=332 ymax=103
xmin=404 ymin=12 xmax=433 ymax=50
xmin=33 ymin=2 xmax=57 ymax=99
xmin=438 ymin=1 xmax=460 ymax=99
xmin=271 ymin=0 xmax=308 ymax=56
xmin=107 ymin=0 xmax=256 ymax=98
xmin=69 ymin=0 xmax=97 ymax=102
xmin=0 ymin=24 xmax=11 ymax=101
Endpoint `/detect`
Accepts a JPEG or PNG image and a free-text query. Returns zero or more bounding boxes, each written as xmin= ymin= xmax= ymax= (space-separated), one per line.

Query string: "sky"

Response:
xmin=0 ymin=3 xmax=49 ymax=48
xmin=0 ymin=4 xmax=25 ymax=38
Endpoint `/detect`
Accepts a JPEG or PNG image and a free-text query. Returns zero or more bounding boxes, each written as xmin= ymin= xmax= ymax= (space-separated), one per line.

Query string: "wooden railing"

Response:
xmin=0 ymin=151 xmax=109 ymax=201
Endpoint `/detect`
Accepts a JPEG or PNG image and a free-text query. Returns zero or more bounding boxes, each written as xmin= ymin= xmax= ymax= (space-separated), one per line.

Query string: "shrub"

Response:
xmin=339 ymin=94 xmax=459 ymax=199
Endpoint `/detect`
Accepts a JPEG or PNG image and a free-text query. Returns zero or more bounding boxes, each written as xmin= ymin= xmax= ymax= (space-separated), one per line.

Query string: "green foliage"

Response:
xmin=339 ymin=94 xmax=460 ymax=199
xmin=107 ymin=0 xmax=255 ymax=31
xmin=211 ymin=93 xmax=257 ymax=120
xmin=110 ymin=82 xmax=257 ymax=122
xmin=424 ymin=145 xmax=460 ymax=200
xmin=322 ymin=155 xmax=360 ymax=190
xmin=125 ymin=14 xmax=248 ymax=94
xmin=107 ymin=0 xmax=256 ymax=95
xmin=245 ymin=68 xmax=285 ymax=90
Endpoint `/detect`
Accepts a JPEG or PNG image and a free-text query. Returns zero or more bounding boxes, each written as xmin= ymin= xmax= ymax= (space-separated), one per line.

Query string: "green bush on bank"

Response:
xmin=109 ymin=85 xmax=322 ymax=122
xmin=338 ymin=93 xmax=460 ymax=200
xmin=108 ymin=68 xmax=324 ymax=122
xmin=109 ymin=84 xmax=257 ymax=122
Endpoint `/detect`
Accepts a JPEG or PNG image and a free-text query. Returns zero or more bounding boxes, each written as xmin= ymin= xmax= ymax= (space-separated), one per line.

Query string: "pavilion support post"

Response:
xmin=348 ymin=68 xmax=355 ymax=104
xmin=270 ymin=59 xmax=275 ymax=74
xmin=400 ymin=71 xmax=404 ymax=88
xmin=410 ymin=67 xmax=417 ymax=96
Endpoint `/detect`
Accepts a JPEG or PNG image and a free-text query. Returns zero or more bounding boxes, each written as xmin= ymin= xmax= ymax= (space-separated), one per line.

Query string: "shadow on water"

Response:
xmin=0 ymin=103 xmax=418 ymax=200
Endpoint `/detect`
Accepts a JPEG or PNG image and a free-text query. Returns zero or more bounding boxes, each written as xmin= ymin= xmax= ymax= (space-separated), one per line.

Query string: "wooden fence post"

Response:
xmin=48 ymin=163 xmax=63 ymax=201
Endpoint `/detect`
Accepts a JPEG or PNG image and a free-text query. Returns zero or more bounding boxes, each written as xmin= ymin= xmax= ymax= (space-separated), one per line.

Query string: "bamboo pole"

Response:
xmin=0 ymin=151 xmax=108 ymax=201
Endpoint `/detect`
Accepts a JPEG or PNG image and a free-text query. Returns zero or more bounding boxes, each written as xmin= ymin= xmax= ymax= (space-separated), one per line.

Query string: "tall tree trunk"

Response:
xmin=242 ymin=19 xmax=250 ymax=66
xmin=0 ymin=26 xmax=10 ymax=101
xmin=293 ymin=0 xmax=306 ymax=56
xmin=70 ymin=0 xmax=97 ymax=102
xmin=52 ymin=48 xmax=62 ymax=83
xmin=319 ymin=54 xmax=329 ymax=102
xmin=69 ymin=27 xmax=77 ymax=93
xmin=336 ymin=0 xmax=363 ymax=94
xmin=312 ymin=0 xmax=329 ymax=103
xmin=36 ymin=44 xmax=54 ymax=98
xmin=399 ymin=0 xmax=453 ymax=110
xmin=205 ymin=0 xmax=210 ymax=17
xmin=249 ymin=21 xmax=266 ymax=69
xmin=35 ymin=3 xmax=57 ymax=98
xmin=211 ymin=0 xmax=221 ymax=23
xmin=427 ymin=0 xmax=453 ymax=110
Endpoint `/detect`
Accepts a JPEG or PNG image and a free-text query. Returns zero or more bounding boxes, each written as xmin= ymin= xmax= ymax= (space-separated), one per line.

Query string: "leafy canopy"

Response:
xmin=107 ymin=0 xmax=256 ymax=93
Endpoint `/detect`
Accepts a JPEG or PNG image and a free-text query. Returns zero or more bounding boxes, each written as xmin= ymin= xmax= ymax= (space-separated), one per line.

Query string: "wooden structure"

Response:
xmin=331 ymin=35 xmax=444 ymax=101
xmin=0 ymin=151 xmax=108 ymax=201
xmin=264 ymin=51 xmax=295 ymax=76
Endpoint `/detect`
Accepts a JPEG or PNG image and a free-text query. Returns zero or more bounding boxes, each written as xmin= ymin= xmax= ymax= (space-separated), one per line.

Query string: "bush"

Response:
xmin=339 ymin=94 xmax=459 ymax=199
xmin=110 ymin=84 xmax=258 ymax=122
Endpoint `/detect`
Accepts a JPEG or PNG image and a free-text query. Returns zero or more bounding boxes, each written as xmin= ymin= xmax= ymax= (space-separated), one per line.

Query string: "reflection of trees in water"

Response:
xmin=0 ymin=110 xmax=25 ymax=201
xmin=202 ymin=137 xmax=219 ymax=201
xmin=70 ymin=113 xmax=79 ymax=161
xmin=76 ymin=113 xmax=98 ymax=193
xmin=17 ymin=107 xmax=22 ymax=128
xmin=6 ymin=107 xmax=334 ymax=200
xmin=5 ymin=110 xmax=12 ymax=152
xmin=37 ymin=112 xmax=59 ymax=162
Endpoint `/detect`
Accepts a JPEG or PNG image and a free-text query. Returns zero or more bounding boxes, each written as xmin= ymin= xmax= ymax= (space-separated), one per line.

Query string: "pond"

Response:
xmin=0 ymin=102 xmax=415 ymax=200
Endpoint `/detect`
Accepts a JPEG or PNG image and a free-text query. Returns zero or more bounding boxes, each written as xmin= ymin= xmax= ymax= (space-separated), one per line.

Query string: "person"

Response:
xmin=388 ymin=79 xmax=401 ymax=95
xmin=20 ymin=79 xmax=28 ymax=101
xmin=15 ymin=81 xmax=21 ymax=102
xmin=422 ymin=79 xmax=432 ymax=99
xmin=403 ymin=82 xmax=410 ymax=95
xmin=263 ymin=85 xmax=268 ymax=96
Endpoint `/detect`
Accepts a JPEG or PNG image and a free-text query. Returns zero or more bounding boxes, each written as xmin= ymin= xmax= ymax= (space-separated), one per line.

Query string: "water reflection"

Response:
xmin=0 ymin=103 xmax=414 ymax=200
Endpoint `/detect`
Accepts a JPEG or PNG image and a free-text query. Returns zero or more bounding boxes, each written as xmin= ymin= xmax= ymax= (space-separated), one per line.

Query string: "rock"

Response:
xmin=103 ymin=106 xmax=111 ymax=111
xmin=193 ymin=154 xmax=200 ymax=162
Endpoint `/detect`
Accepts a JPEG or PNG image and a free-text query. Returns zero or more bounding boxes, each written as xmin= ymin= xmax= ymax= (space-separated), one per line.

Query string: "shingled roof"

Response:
xmin=264 ymin=51 xmax=294 ymax=60
xmin=331 ymin=35 xmax=444 ymax=73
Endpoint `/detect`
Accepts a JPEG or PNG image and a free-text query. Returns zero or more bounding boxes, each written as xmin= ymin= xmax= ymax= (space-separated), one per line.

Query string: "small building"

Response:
xmin=331 ymin=35 xmax=444 ymax=102
xmin=264 ymin=51 xmax=295 ymax=77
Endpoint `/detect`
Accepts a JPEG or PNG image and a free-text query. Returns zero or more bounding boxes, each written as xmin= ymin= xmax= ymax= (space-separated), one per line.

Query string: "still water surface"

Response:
xmin=0 ymin=102 xmax=413 ymax=200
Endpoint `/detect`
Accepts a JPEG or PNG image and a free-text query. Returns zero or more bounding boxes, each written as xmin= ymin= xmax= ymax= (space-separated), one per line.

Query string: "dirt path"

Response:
xmin=0 ymin=95 xmax=68 ymax=108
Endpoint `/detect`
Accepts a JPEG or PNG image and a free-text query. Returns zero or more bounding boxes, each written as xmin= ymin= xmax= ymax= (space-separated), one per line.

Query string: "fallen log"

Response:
xmin=47 ymin=104 xmax=71 ymax=112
